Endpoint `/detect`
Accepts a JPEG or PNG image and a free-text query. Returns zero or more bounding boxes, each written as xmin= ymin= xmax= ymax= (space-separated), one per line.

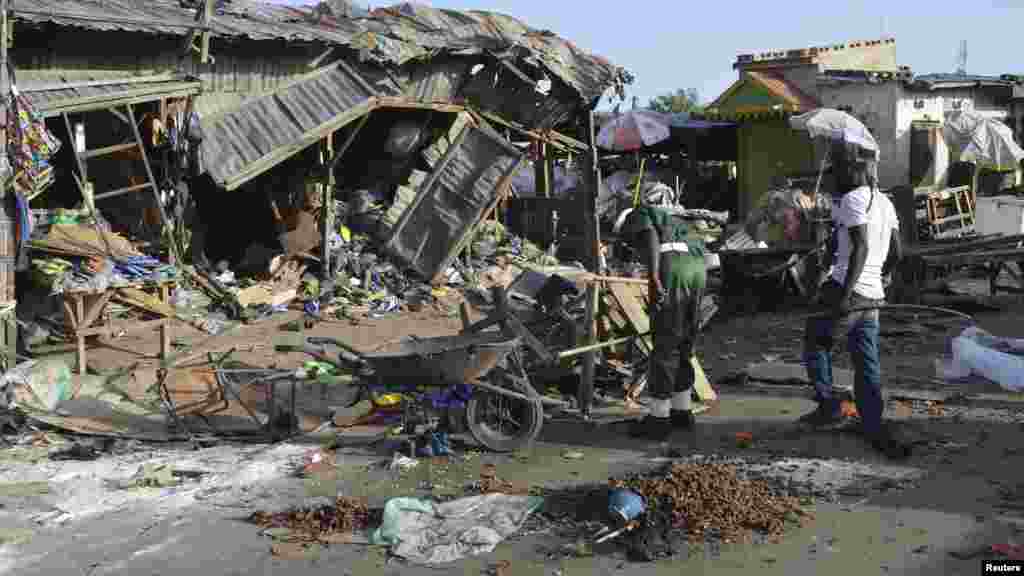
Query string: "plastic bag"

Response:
xmin=6 ymin=358 xmax=72 ymax=412
xmin=948 ymin=326 xmax=1024 ymax=392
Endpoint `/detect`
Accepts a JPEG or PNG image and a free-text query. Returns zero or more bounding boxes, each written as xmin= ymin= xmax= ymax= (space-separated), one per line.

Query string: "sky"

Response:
xmin=265 ymin=0 xmax=1024 ymax=109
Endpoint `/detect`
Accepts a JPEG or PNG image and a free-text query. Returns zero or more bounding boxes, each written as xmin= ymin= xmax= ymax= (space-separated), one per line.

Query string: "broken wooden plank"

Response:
xmin=606 ymin=283 xmax=652 ymax=352
xmin=113 ymin=287 xmax=209 ymax=333
xmin=605 ymin=283 xmax=716 ymax=402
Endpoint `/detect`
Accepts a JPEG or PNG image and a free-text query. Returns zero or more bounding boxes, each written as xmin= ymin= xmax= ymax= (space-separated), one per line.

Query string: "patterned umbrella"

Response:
xmin=595 ymin=110 xmax=671 ymax=152
xmin=943 ymin=111 xmax=1024 ymax=170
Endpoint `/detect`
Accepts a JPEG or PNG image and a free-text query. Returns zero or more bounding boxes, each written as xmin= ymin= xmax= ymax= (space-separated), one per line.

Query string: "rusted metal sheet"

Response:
xmin=18 ymin=73 xmax=201 ymax=117
xmin=383 ymin=123 xmax=524 ymax=283
xmin=10 ymin=0 xmax=362 ymax=46
xmin=460 ymin=60 xmax=577 ymax=130
xmin=199 ymin=58 xmax=397 ymax=191
xmin=10 ymin=1 xmax=629 ymax=110
xmin=13 ymin=29 xmax=318 ymax=97
xmin=397 ymin=58 xmax=470 ymax=104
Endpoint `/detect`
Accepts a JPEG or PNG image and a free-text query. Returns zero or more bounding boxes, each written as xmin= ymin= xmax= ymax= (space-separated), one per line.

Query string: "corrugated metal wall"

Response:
xmin=385 ymin=124 xmax=523 ymax=281
xmin=11 ymin=27 xmax=316 ymax=96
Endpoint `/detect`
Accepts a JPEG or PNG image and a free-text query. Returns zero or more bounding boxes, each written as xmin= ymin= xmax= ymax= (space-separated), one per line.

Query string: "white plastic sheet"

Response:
xmin=948 ymin=327 xmax=1024 ymax=392
xmin=943 ymin=111 xmax=1024 ymax=170
xmin=371 ymin=494 xmax=543 ymax=565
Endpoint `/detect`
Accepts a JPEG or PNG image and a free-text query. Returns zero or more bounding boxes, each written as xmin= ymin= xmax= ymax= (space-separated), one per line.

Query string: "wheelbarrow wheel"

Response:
xmin=466 ymin=367 xmax=544 ymax=453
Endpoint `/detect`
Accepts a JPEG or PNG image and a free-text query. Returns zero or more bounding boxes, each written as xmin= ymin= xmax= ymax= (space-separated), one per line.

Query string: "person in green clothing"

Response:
xmin=613 ymin=205 xmax=707 ymax=440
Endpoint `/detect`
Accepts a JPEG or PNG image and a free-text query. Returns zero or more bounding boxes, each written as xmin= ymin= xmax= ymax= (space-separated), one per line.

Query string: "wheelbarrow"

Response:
xmin=288 ymin=332 xmax=549 ymax=453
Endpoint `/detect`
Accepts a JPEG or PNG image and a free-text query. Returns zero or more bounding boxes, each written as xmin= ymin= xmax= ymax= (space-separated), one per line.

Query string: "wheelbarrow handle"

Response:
xmin=306 ymin=336 xmax=367 ymax=360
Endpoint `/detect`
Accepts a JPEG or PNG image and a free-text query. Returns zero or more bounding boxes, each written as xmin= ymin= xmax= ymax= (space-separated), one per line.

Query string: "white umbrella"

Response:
xmin=943 ymin=111 xmax=1024 ymax=170
xmin=789 ymin=108 xmax=880 ymax=160
xmin=595 ymin=109 xmax=671 ymax=152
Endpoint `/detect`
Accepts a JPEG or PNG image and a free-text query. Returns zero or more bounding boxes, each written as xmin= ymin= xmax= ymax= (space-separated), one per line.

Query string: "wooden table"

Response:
xmin=61 ymin=281 xmax=176 ymax=374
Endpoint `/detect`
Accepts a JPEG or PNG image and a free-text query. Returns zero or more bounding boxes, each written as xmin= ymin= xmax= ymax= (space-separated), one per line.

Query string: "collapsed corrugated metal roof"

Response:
xmin=10 ymin=0 xmax=629 ymax=105
xmin=16 ymin=72 xmax=201 ymax=117
xmin=10 ymin=0 xmax=363 ymax=45
xmin=361 ymin=3 xmax=627 ymax=104
xmin=198 ymin=59 xmax=392 ymax=191
xmin=382 ymin=120 xmax=524 ymax=283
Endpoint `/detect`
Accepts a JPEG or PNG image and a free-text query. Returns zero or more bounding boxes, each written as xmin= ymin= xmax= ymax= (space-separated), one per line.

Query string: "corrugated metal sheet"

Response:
xmin=383 ymin=123 xmax=523 ymax=282
xmin=911 ymin=73 xmax=1019 ymax=91
xmin=17 ymin=73 xmax=201 ymax=117
xmin=199 ymin=59 xmax=399 ymax=190
xmin=363 ymin=4 xmax=626 ymax=104
xmin=12 ymin=29 xmax=318 ymax=97
xmin=9 ymin=1 xmax=628 ymax=104
xmin=10 ymin=0 xmax=363 ymax=45
xmin=397 ymin=58 xmax=470 ymax=104
xmin=460 ymin=62 xmax=576 ymax=130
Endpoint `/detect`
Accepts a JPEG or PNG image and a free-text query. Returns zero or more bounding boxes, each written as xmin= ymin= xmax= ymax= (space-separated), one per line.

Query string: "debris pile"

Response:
xmin=477 ymin=463 xmax=529 ymax=495
xmin=248 ymin=496 xmax=377 ymax=539
xmin=610 ymin=461 xmax=811 ymax=542
xmin=29 ymin=219 xmax=178 ymax=294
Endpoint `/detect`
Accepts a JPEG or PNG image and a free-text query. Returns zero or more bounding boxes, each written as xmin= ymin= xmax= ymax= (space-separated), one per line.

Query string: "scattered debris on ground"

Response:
xmin=611 ymin=461 xmax=812 ymax=543
xmin=248 ymin=496 xmax=377 ymax=542
xmin=371 ymin=494 xmax=544 ymax=565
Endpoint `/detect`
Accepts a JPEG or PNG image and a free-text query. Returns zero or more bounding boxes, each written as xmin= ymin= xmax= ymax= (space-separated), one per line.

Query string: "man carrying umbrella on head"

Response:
xmin=612 ymin=205 xmax=706 ymax=440
xmin=799 ymin=139 xmax=910 ymax=459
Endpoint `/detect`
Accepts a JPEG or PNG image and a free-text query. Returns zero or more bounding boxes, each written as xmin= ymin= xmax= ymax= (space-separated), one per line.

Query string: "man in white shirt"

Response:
xmin=800 ymin=154 xmax=910 ymax=459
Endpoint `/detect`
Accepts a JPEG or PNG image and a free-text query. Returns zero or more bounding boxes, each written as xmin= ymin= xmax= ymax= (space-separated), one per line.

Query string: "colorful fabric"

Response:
xmin=6 ymin=91 xmax=62 ymax=197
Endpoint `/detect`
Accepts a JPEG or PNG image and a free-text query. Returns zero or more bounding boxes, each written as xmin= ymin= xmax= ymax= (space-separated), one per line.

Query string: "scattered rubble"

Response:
xmin=610 ymin=461 xmax=812 ymax=543
xmin=248 ymin=496 xmax=377 ymax=541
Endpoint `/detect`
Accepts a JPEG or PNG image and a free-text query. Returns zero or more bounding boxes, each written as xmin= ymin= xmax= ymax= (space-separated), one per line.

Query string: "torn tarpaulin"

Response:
xmin=371 ymin=494 xmax=544 ymax=565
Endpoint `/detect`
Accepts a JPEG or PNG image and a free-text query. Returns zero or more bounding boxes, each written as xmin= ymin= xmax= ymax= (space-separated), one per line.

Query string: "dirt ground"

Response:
xmin=3 ymin=291 xmax=1024 ymax=575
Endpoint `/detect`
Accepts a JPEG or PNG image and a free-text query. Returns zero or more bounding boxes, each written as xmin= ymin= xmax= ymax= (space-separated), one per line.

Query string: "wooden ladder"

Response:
xmin=61 ymin=105 xmax=175 ymax=262
xmin=927 ymin=186 xmax=974 ymax=239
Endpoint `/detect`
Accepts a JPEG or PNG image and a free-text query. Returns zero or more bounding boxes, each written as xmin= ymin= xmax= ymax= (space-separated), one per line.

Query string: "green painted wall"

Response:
xmin=736 ymin=119 xmax=814 ymax=221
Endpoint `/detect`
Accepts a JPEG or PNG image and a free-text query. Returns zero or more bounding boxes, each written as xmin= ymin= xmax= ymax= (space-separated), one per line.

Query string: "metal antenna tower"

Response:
xmin=956 ymin=40 xmax=967 ymax=75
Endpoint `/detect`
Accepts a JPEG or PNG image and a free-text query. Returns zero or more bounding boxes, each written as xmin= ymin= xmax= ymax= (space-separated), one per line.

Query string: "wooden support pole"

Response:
xmin=327 ymin=113 xmax=370 ymax=173
xmin=199 ymin=0 xmax=214 ymax=64
xmin=319 ymin=136 xmax=334 ymax=282
xmin=127 ymin=104 xmax=177 ymax=264
xmin=534 ymin=140 xmax=550 ymax=198
xmin=308 ymin=46 xmax=335 ymax=69
xmin=0 ymin=0 xmax=13 ymax=369
xmin=577 ymin=109 xmax=601 ymax=417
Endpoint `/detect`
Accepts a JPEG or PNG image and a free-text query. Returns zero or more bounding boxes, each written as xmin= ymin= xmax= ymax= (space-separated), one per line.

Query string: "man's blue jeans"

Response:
xmin=803 ymin=293 xmax=884 ymax=437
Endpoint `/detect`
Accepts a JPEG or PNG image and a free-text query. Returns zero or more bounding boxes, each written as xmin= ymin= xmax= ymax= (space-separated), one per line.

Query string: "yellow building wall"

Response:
xmin=736 ymin=118 xmax=815 ymax=221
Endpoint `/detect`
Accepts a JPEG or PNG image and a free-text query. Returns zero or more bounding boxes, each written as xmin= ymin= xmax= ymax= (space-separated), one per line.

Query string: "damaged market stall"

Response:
xmin=892 ymin=110 xmax=1024 ymax=304
xmin=1 ymin=0 xmax=633 ymax=432
xmin=10 ymin=70 xmax=201 ymax=372
xmin=714 ymin=109 xmax=876 ymax=314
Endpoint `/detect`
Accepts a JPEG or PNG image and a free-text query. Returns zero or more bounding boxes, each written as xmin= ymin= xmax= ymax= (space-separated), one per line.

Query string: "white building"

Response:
xmin=817 ymin=70 xmax=1019 ymax=188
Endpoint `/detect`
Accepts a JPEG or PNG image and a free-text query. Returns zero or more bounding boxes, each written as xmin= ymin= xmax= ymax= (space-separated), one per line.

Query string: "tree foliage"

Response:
xmin=648 ymin=88 xmax=703 ymax=114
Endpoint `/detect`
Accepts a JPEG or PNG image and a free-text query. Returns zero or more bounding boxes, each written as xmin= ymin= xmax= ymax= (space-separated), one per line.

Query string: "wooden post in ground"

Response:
xmin=534 ymin=139 xmax=550 ymax=198
xmin=578 ymin=110 xmax=601 ymax=418
xmin=0 ymin=0 xmax=14 ymax=369
xmin=892 ymin=184 xmax=919 ymax=304
xmin=320 ymin=136 xmax=334 ymax=282
xmin=199 ymin=0 xmax=214 ymax=64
